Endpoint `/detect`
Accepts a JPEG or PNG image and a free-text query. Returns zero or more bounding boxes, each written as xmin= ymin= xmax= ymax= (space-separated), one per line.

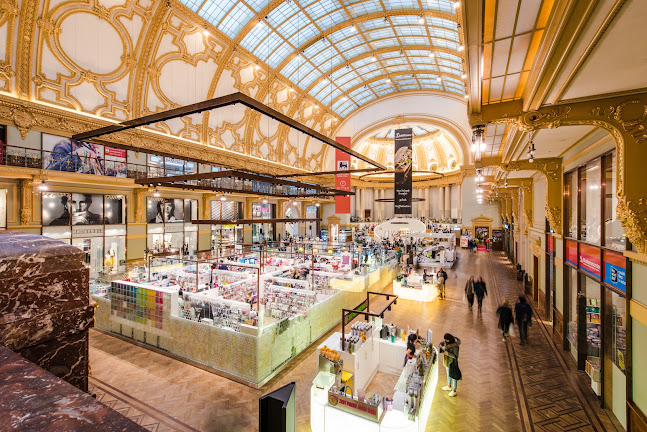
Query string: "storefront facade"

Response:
xmin=561 ymin=150 xmax=628 ymax=426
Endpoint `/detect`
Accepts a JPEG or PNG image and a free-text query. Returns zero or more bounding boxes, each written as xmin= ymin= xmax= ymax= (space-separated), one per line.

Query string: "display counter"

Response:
xmin=92 ymin=260 xmax=398 ymax=387
xmin=311 ymin=324 xmax=438 ymax=432
xmin=392 ymin=280 xmax=437 ymax=303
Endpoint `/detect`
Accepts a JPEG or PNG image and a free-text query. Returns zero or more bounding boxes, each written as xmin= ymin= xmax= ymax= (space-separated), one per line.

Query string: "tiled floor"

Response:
xmin=89 ymin=250 xmax=621 ymax=431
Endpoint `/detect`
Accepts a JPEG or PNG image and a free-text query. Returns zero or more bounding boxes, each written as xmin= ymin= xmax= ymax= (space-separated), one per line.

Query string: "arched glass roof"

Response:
xmin=182 ymin=0 xmax=466 ymax=117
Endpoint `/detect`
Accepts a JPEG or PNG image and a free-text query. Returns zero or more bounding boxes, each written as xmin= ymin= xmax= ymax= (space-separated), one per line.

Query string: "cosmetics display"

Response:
xmin=183 ymin=292 xmax=258 ymax=330
xmin=218 ymin=279 xmax=258 ymax=303
xmin=110 ymin=281 xmax=177 ymax=331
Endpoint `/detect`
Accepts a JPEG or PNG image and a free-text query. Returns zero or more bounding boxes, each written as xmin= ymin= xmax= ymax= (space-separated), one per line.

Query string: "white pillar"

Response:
xmin=444 ymin=186 xmax=451 ymax=220
xmin=457 ymin=184 xmax=462 ymax=223
xmin=424 ymin=188 xmax=430 ymax=218
xmin=357 ymin=188 xmax=362 ymax=218
xmin=439 ymin=186 xmax=444 ymax=220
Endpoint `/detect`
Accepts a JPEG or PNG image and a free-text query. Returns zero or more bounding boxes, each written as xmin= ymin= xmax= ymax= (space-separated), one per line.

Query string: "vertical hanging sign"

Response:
xmin=335 ymin=137 xmax=351 ymax=214
xmin=394 ymin=128 xmax=413 ymax=215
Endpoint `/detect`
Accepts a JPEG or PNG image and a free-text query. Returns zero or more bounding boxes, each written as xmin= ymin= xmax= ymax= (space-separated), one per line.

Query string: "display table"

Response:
xmin=392 ymin=280 xmax=437 ymax=302
xmin=311 ymin=331 xmax=438 ymax=432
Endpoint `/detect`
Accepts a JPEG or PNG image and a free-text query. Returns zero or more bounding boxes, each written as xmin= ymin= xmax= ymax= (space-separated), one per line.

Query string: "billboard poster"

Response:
xmin=164 ymin=198 xmax=184 ymax=222
xmin=579 ymin=243 xmax=601 ymax=278
xmin=565 ymin=239 xmax=578 ymax=267
xmin=42 ymin=134 xmax=105 ymax=176
xmin=335 ymin=137 xmax=351 ymax=214
xmin=104 ymin=195 xmax=125 ymax=225
xmin=604 ymin=250 xmax=626 ymax=292
xmin=42 ymin=193 xmax=72 ymax=226
xmin=147 ymin=197 xmax=165 ymax=223
xmin=547 ymin=235 xmax=553 ymax=254
xmin=394 ymin=128 xmax=413 ymax=215
xmin=71 ymin=193 xmax=104 ymax=225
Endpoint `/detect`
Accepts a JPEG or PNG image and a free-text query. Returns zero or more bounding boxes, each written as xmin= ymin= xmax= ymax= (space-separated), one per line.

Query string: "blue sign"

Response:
xmin=604 ymin=262 xmax=626 ymax=292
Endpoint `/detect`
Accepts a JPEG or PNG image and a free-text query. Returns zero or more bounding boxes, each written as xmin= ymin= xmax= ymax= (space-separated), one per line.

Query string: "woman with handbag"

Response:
xmin=465 ymin=276 xmax=476 ymax=311
xmin=439 ymin=333 xmax=461 ymax=397
xmin=496 ymin=300 xmax=514 ymax=341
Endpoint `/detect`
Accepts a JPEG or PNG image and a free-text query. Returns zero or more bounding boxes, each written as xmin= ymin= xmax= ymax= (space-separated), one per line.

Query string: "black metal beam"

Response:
xmin=72 ymin=92 xmax=386 ymax=170
xmin=191 ymin=217 xmax=321 ymax=225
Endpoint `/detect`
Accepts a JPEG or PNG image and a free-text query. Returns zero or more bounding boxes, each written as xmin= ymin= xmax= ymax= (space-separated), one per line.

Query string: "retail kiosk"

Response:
xmin=311 ymin=293 xmax=438 ymax=432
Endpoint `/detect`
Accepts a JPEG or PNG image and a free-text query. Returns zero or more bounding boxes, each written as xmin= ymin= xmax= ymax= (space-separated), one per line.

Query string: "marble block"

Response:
xmin=0 ymin=346 xmax=145 ymax=431
xmin=0 ymin=232 xmax=93 ymax=392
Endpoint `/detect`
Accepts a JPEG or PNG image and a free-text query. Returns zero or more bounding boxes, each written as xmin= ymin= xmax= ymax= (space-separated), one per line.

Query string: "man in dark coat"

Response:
xmin=514 ymin=296 xmax=533 ymax=345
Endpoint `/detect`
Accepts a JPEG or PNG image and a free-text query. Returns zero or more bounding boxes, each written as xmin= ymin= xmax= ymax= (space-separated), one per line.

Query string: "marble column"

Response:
xmin=445 ymin=186 xmax=451 ymax=220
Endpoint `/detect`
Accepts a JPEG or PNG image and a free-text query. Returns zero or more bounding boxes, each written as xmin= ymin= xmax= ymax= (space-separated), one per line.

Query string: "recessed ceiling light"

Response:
xmin=464 ymin=94 xmax=469 ymax=98
xmin=418 ymin=16 xmax=425 ymax=24
xmin=454 ymin=1 xmax=460 ymax=9
xmin=371 ymin=56 xmax=377 ymax=62
xmin=350 ymin=25 xmax=356 ymax=32
xmin=256 ymin=20 xmax=264 ymax=28
xmin=385 ymin=78 xmax=391 ymax=83
xmin=461 ymin=73 xmax=467 ymax=79
xmin=458 ymin=45 xmax=464 ymax=52
xmin=429 ymin=52 xmax=435 ymax=58
xmin=436 ymin=77 xmax=442 ymax=82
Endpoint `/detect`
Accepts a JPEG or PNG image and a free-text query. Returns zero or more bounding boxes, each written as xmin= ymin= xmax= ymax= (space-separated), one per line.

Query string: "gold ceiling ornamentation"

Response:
xmin=476 ymin=92 xmax=647 ymax=249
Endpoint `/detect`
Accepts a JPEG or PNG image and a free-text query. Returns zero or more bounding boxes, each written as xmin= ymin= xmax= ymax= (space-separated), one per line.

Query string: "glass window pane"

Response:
xmin=585 ymin=278 xmax=601 ymax=382
xmin=604 ymin=152 xmax=626 ymax=251
xmin=567 ymin=267 xmax=578 ymax=361
xmin=581 ymin=159 xmax=602 ymax=244
xmin=566 ymin=171 xmax=577 ymax=238
xmin=612 ymin=291 xmax=626 ymax=373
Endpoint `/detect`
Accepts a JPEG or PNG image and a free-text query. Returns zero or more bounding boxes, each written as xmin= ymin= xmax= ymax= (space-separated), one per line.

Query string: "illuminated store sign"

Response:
xmin=603 ymin=250 xmax=626 ymax=292
xmin=579 ymin=244 xmax=601 ymax=278
xmin=565 ymin=240 xmax=578 ymax=267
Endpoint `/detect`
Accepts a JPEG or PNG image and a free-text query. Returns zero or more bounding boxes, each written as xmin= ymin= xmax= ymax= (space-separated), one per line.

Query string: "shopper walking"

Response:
xmin=514 ymin=296 xmax=533 ymax=345
xmin=474 ymin=277 xmax=488 ymax=313
xmin=464 ymin=276 xmax=475 ymax=310
xmin=496 ymin=300 xmax=514 ymax=341
xmin=436 ymin=268 xmax=447 ymax=300
xmin=439 ymin=333 xmax=461 ymax=397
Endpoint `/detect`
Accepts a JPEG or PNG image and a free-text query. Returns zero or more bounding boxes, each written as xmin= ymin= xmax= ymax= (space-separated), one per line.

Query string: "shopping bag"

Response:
xmin=508 ymin=324 xmax=515 ymax=338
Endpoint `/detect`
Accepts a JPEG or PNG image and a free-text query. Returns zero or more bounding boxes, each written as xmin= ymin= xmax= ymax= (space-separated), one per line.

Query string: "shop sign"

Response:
xmin=394 ymin=128 xmax=413 ymax=215
xmin=105 ymin=146 xmax=126 ymax=159
xmin=566 ymin=240 xmax=578 ymax=267
xmin=164 ymin=223 xmax=183 ymax=233
xmin=335 ymin=137 xmax=351 ymax=214
xmin=603 ymin=250 xmax=626 ymax=292
xmin=72 ymin=226 xmax=104 ymax=237
xmin=327 ymin=391 xmax=381 ymax=422
xmin=579 ymin=244 xmax=601 ymax=278
xmin=547 ymin=235 xmax=553 ymax=254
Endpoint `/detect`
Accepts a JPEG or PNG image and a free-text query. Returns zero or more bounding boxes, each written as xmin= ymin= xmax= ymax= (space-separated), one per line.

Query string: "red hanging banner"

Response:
xmin=335 ymin=137 xmax=351 ymax=214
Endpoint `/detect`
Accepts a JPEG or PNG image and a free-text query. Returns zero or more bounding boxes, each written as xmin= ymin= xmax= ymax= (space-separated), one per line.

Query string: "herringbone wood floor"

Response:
xmin=89 ymin=250 xmax=621 ymax=431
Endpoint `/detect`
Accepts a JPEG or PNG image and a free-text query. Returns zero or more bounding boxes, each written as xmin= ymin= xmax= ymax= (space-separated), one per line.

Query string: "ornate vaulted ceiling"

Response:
xmin=351 ymin=125 xmax=463 ymax=174
xmin=185 ymin=0 xmax=467 ymax=117
xmin=2 ymin=0 xmax=467 ymax=174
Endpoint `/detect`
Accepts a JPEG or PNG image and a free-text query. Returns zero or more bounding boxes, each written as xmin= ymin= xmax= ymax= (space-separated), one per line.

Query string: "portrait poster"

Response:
xmin=147 ymin=198 xmax=164 ymax=223
xmin=165 ymin=198 xmax=184 ymax=223
xmin=394 ymin=128 xmax=413 ymax=215
xmin=105 ymin=146 xmax=127 ymax=178
xmin=42 ymin=193 xmax=72 ymax=226
xmin=104 ymin=195 xmax=125 ymax=225
xmin=71 ymin=193 xmax=104 ymax=225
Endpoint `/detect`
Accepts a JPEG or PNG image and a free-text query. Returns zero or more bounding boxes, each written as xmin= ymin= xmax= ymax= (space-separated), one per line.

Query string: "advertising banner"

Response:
xmin=566 ymin=239 xmax=578 ymax=267
xmin=394 ymin=128 xmax=413 ymax=215
xmin=547 ymin=235 xmax=553 ymax=254
xmin=579 ymin=243 xmax=601 ymax=278
xmin=604 ymin=250 xmax=626 ymax=292
xmin=71 ymin=193 xmax=104 ymax=225
xmin=335 ymin=137 xmax=351 ymax=214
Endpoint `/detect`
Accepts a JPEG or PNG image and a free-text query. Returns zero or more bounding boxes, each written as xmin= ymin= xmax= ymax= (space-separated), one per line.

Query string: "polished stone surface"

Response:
xmin=0 ymin=232 xmax=93 ymax=391
xmin=0 ymin=346 xmax=145 ymax=431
